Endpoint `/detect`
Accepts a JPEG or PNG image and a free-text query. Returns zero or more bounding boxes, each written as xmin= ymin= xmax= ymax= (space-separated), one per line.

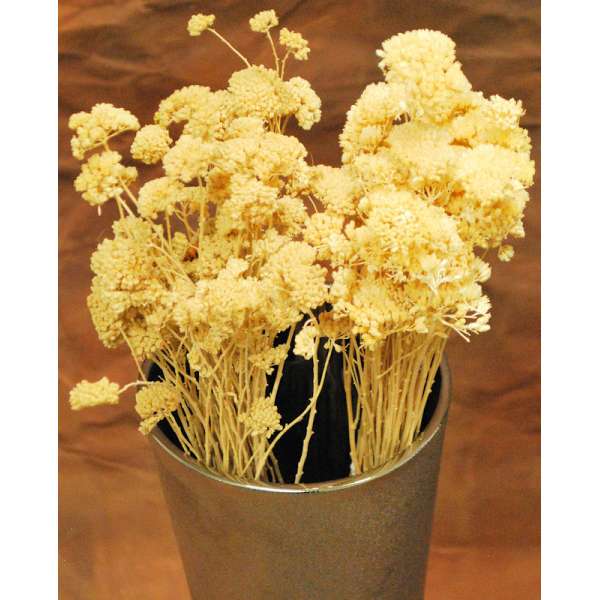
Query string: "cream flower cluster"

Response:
xmin=187 ymin=13 xmax=215 ymax=36
xmin=74 ymin=150 xmax=137 ymax=207
xmin=297 ymin=29 xmax=533 ymax=348
xmin=135 ymin=382 xmax=181 ymax=434
xmin=87 ymin=217 xmax=179 ymax=358
xmin=131 ymin=125 xmax=172 ymax=164
xmin=340 ymin=29 xmax=534 ymax=256
xmin=69 ymin=103 xmax=139 ymax=159
xmin=294 ymin=321 xmax=319 ymax=359
xmin=68 ymin=12 xmax=533 ymax=481
xmin=69 ymin=377 xmax=120 ymax=410
xmin=376 ymin=29 xmax=472 ymax=123
xmin=249 ymin=10 xmax=278 ymax=33
xmin=279 ymin=28 xmax=310 ymax=60
xmin=68 ymin=10 xmax=326 ymax=443
xmin=312 ymin=188 xmax=492 ymax=346
xmin=240 ymin=395 xmax=282 ymax=437
xmin=173 ymin=241 xmax=326 ymax=360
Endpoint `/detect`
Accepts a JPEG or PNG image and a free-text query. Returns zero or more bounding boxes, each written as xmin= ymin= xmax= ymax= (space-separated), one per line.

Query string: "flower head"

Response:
xmin=162 ymin=135 xmax=213 ymax=182
xmin=187 ymin=13 xmax=215 ymax=36
xmin=137 ymin=177 xmax=184 ymax=219
xmin=497 ymin=244 xmax=515 ymax=262
xmin=69 ymin=103 xmax=139 ymax=159
xmin=155 ymin=86 xmax=211 ymax=127
xmin=340 ymin=82 xmax=406 ymax=162
xmin=228 ymin=66 xmax=296 ymax=122
xmin=376 ymin=29 xmax=473 ymax=123
xmin=249 ymin=10 xmax=278 ymax=33
xmin=240 ymin=396 xmax=282 ymax=437
xmin=130 ymin=125 xmax=172 ymax=164
xmin=249 ymin=344 xmax=288 ymax=374
xmin=294 ymin=321 xmax=319 ymax=359
xmin=74 ymin=150 xmax=137 ymax=207
xmin=135 ymin=382 xmax=180 ymax=434
xmin=69 ymin=378 xmax=120 ymax=410
xmin=287 ymin=77 xmax=321 ymax=130
xmin=87 ymin=217 xmax=173 ymax=356
xmin=279 ymin=27 xmax=310 ymax=60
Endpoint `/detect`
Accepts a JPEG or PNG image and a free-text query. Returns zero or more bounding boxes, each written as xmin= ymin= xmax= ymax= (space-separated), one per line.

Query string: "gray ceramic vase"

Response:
xmin=150 ymin=358 xmax=451 ymax=600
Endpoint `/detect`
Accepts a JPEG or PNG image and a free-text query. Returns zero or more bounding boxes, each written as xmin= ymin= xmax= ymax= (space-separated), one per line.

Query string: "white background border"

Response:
xmin=542 ymin=0 xmax=600 ymax=597
xmin=1 ymin=1 xmax=58 ymax=597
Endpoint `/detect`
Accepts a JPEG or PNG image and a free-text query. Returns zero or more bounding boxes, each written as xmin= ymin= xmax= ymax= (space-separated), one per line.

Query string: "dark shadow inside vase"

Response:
xmin=152 ymin=358 xmax=441 ymax=485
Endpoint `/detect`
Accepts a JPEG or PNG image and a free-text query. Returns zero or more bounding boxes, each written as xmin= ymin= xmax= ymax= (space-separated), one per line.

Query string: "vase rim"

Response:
xmin=151 ymin=355 xmax=451 ymax=494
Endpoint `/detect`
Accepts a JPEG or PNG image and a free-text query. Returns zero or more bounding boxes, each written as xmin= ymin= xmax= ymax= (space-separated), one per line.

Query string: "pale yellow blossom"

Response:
xmin=69 ymin=377 xmax=120 ymax=410
xmin=137 ymin=177 xmax=184 ymax=219
xmin=240 ymin=396 xmax=282 ymax=437
xmin=287 ymin=76 xmax=321 ymax=129
xmin=310 ymin=165 xmax=360 ymax=215
xmin=249 ymin=10 xmax=278 ymax=33
xmin=228 ymin=66 xmax=296 ymax=122
xmin=376 ymin=29 xmax=474 ymax=123
xmin=130 ymin=125 xmax=172 ymax=164
xmin=155 ymin=86 xmax=211 ymax=127
xmin=187 ymin=13 xmax=215 ymax=36
xmin=340 ymin=83 xmax=407 ymax=161
xmin=261 ymin=241 xmax=328 ymax=316
xmin=497 ymin=244 xmax=515 ymax=262
xmin=74 ymin=151 xmax=137 ymax=206
xmin=87 ymin=217 xmax=173 ymax=357
xmin=279 ymin=27 xmax=310 ymax=60
xmin=135 ymin=382 xmax=180 ymax=434
xmin=294 ymin=321 xmax=319 ymax=359
xmin=69 ymin=103 xmax=139 ymax=159
xmin=249 ymin=345 xmax=288 ymax=374
xmin=162 ymin=135 xmax=213 ymax=182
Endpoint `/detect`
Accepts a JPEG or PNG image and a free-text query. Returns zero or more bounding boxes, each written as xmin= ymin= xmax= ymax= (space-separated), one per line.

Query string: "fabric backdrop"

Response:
xmin=59 ymin=1 xmax=540 ymax=598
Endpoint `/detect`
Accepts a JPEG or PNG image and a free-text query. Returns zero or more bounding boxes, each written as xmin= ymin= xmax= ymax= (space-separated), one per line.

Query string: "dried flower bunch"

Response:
xmin=68 ymin=9 xmax=534 ymax=483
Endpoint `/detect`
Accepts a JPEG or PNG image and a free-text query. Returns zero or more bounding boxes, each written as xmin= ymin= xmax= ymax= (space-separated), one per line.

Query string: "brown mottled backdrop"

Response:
xmin=59 ymin=1 xmax=540 ymax=598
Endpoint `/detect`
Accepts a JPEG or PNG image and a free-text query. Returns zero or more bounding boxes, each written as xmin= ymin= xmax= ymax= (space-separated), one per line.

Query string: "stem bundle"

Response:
xmin=343 ymin=332 xmax=447 ymax=475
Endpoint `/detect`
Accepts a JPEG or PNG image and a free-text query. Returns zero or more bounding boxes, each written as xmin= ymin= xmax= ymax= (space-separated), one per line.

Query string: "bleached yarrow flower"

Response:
xmin=497 ymin=244 xmax=515 ymax=262
xmin=69 ymin=377 xmax=120 ymax=410
xmin=376 ymin=29 xmax=473 ymax=123
xmin=294 ymin=321 xmax=319 ymax=359
xmin=86 ymin=217 xmax=173 ymax=357
xmin=249 ymin=10 xmax=278 ymax=33
xmin=249 ymin=345 xmax=288 ymax=374
xmin=69 ymin=103 xmax=140 ymax=160
xmin=261 ymin=241 xmax=328 ymax=316
xmin=451 ymin=94 xmax=531 ymax=153
xmin=340 ymin=82 xmax=407 ymax=161
xmin=130 ymin=125 xmax=172 ymax=164
xmin=69 ymin=103 xmax=139 ymax=160
xmin=228 ymin=66 xmax=296 ymax=121
xmin=279 ymin=27 xmax=310 ymax=60
xmin=154 ymin=85 xmax=212 ymax=127
xmin=135 ymin=382 xmax=180 ymax=435
xmin=187 ymin=13 xmax=215 ymax=36
xmin=240 ymin=396 xmax=282 ymax=437
xmin=137 ymin=177 xmax=184 ymax=219
xmin=162 ymin=135 xmax=213 ymax=182
xmin=74 ymin=150 xmax=137 ymax=207
xmin=287 ymin=77 xmax=322 ymax=130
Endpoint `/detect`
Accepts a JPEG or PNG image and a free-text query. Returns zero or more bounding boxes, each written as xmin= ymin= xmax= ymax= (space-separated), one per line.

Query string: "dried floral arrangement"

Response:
xmin=68 ymin=9 xmax=534 ymax=483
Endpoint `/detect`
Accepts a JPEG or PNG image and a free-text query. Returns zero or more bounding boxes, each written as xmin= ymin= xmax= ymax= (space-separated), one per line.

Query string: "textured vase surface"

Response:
xmin=151 ymin=358 xmax=451 ymax=600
